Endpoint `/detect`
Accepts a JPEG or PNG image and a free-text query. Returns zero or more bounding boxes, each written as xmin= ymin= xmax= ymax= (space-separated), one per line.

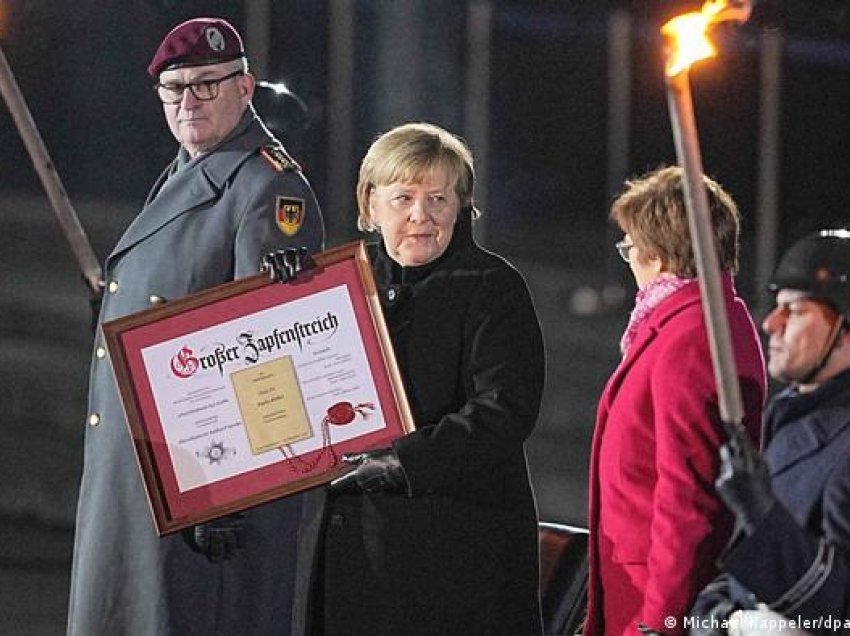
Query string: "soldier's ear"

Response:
xmin=240 ymin=72 xmax=256 ymax=101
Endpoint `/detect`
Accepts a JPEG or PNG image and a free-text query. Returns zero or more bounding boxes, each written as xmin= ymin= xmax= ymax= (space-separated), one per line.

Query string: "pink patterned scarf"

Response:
xmin=620 ymin=275 xmax=694 ymax=356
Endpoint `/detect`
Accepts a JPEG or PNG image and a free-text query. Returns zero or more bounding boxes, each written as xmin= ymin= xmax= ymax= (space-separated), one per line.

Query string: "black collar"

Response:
xmin=372 ymin=207 xmax=474 ymax=286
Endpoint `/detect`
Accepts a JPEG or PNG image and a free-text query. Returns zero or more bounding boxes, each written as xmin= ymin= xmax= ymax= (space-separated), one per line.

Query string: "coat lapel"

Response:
xmin=599 ymin=330 xmax=654 ymax=410
xmin=108 ymin=111 xmax=265 ymax=264
xmin=768 ymin=409 xmax=850 ymax=476
xmin=598 ymin=284 xmax=701 ymax=415
xmin=766 ymin=371 xmax=850 ymax=476
xmin=109 ymin=166 xmax=219 ymax=261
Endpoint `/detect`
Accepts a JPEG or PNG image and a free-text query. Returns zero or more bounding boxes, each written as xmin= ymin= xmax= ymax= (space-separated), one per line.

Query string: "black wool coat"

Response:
xmin=292 ymin=216 xmax=546 ymax=636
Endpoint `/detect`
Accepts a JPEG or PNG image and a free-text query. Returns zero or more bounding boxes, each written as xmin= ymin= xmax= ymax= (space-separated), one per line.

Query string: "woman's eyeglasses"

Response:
xmin=615 ymin=241 xmax=635 ymax=263
xmin=614 ymin=241 xmax=635 ymax=263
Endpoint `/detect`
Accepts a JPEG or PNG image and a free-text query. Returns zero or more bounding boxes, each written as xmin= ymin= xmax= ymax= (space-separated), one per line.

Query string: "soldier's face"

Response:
xmin=762 ymin=289 xmax=838 ymax=383
xmin=367 ymin=166 xmax=460 ymax=267
xmin=160 ymin=62 xmax=254 ymax=157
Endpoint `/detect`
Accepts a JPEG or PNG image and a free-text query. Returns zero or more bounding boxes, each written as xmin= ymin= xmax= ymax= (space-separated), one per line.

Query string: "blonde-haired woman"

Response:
xmin=293 ymin=122 xmax=545 ymax=635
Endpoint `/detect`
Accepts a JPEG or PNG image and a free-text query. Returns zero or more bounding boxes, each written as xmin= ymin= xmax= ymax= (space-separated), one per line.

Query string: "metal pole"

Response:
xmin=665 ymin=70 xmax=744 ymax=427
xmin=245 ymin=0 xmax=272 ymax=80
xmin=605 ymin=8 xmax=633 ymax=287
xmin=606 ymin=8 xmax=632 ymax=202
xmin=327 ymin=0 xmax=355 ymax=244
xmin=0 ymin=44 xmax=101 ymax=295
xmin=464 ymin=0 xmax=492 ymax=245
xmin=755 ymin=29 xmax=782 ymax=316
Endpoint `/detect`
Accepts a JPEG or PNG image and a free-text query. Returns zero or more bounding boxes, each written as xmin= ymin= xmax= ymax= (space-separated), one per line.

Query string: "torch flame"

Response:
xmin=662 ymin=1 xmax=752 ymax=77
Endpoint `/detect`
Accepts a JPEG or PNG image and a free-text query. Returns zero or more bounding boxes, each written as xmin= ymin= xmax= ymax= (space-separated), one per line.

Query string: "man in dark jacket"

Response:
xmin=691 ymin=229 xmax=850 ymax=635
xmin=67 ymin=17 xmax=324 ymax=635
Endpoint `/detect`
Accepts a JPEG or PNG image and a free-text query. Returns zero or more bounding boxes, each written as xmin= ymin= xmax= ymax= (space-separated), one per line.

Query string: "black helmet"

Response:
xmin=769 ymin=229 xmax=850 ymax=315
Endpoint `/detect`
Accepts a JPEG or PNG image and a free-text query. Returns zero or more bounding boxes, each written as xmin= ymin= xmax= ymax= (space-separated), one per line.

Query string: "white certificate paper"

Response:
xmin=140 ymin=285 xmax=386 ymax=493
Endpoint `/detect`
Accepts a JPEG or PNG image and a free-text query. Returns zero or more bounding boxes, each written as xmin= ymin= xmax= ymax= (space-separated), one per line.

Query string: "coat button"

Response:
xmin=95 ymin=346 xmax=106 ymax=359
xmin=88 ymin=413 xmax=101 ymax=427
xmin=329 ymin=513 xmax=345 ymax=528
xmin=107 ymin=280 xmax=119 ymax=294
xmin=387 ymin=287 xmax=397 ymax=301
xmin=149 ymin=295 xmax=166 ymax=305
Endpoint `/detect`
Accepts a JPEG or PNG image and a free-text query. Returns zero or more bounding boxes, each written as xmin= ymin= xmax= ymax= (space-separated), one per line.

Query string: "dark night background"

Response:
xmin=2 ymin=0 xmax=850 ymax=632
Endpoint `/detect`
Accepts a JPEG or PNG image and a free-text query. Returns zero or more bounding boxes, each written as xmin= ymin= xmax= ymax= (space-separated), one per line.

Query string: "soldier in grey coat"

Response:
xmin=67 ymin=17 xmax=324 ymax=635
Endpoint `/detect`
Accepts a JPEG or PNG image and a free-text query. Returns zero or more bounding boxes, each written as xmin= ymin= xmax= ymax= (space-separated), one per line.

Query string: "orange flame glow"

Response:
xmin=662 ymin=1 xmax=752 ymax=77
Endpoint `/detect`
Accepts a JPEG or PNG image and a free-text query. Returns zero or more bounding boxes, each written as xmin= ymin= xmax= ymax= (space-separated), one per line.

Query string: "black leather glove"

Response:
xmin=688 ymin=575 xmax=739 ymax=636
xmin=260 ymin=247 xmax=314 ymax=283
xmin=715 ymin=424 xmax=775 ymax=536
xmin=330 ymin=448 xmax=409 ymax=495
xmin=184 ymin=514 xmax=246 ymax=563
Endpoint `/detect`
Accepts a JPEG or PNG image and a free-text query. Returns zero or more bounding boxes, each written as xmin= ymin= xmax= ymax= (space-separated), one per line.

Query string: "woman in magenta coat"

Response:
xmin=584 ymin=166 xmax=766 ymax=636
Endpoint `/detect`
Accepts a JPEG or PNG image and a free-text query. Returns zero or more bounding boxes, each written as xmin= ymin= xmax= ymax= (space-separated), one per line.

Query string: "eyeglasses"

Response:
xmin=615 ymin=240 xmax=636 ymax=263
xmin=154 ymin=70 xmax=243 ymax=104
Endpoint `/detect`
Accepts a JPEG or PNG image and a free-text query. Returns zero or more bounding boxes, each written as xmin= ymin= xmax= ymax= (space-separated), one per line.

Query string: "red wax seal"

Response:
xmin=279 ymin=401 xmax=375 ymax=474
xmin=326 ymin=401 xmax=375 ymax=426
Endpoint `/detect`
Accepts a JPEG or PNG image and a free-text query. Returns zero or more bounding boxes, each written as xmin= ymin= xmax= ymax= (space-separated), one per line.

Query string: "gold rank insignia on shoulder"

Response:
xmin=276 ymin=196 xmax=305 ymax=236
xmin=260 ymin=144 xmax=301 ymax=172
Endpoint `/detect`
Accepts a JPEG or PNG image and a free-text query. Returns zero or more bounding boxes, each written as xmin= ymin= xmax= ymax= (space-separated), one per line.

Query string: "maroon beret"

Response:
xmin=148 ymin=17 xmax=244 ymax=78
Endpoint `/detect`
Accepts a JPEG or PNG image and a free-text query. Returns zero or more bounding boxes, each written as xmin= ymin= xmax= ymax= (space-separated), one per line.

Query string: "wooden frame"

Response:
xmin=103 ymin=241 xmax=414 ymax=535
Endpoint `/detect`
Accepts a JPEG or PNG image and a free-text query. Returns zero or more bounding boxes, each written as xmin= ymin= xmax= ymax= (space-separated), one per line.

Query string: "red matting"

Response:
xmin=103 ymin=241 xmax=413 ymax=534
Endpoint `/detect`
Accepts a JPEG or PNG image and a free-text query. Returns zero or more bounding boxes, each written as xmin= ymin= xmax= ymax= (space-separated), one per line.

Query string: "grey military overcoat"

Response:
xmin=67 ymin=109 xmax=324 ymax=635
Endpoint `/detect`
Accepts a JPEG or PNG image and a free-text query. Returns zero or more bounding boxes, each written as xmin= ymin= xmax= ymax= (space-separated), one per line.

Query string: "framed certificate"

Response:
xmin=103 ymin=241 xmax=414 ymax=535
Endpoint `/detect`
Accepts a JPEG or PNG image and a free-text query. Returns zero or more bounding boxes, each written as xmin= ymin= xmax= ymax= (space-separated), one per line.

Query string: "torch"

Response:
xmin=0 ymin=44 xmax=103 ymax=296
xmin=662 ymin=1 xmax=752 ymax=430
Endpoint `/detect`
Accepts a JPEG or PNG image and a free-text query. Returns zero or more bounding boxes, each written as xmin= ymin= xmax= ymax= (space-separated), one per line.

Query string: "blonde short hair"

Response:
xmin=356 ymin=122 xmax=479 ymax=232
xmin=610 ymin=165 xmax=741 ymax=277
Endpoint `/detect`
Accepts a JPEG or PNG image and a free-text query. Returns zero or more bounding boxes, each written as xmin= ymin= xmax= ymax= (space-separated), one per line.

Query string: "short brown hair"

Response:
xmin=356 ymin=122 xmax=479 ymax=232
xmin=610 ymin=165 xmax=740 ymax=277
